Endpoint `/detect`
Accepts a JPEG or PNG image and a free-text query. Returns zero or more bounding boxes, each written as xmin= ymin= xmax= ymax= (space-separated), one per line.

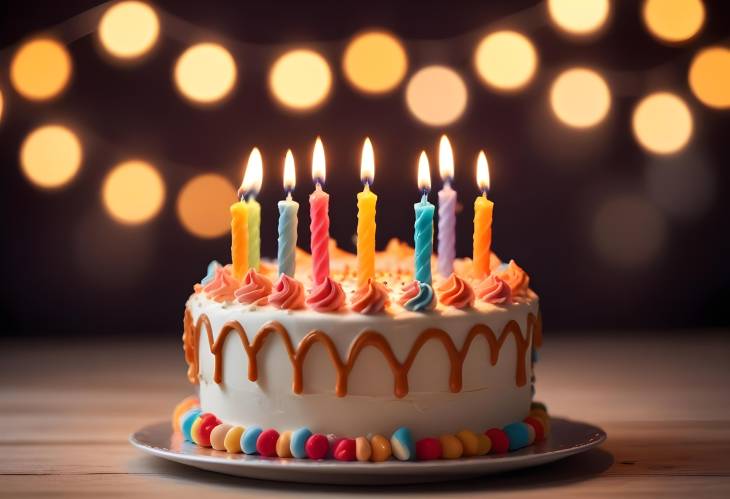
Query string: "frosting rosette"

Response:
xmin=351 ymin=279 xmax=390 ymax=314
xmin=437 ymin=273 xmax=475 ymax=309
xmin=497 ymin=259 xmax=530 ymax=298
xmin=475 ymin=274 xmax=512 ymax=305
xmin=202 ymin=266 xmax=240 ymax=302
xmin=398 ymin=280 xmax=436 ymax=312
xmin=269 ymin=274 xmax=305 ymax=310
xmin=234 ymin=269 xmax=273 ymax=305
xmin=305 ymin=277 xmax=346 ymax=312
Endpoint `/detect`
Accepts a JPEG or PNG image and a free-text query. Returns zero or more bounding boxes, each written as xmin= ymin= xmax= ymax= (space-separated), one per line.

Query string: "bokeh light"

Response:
xmin=0 ymin=89 xmax=4 ymax=123
xmin=592 ymin=194 xmax=667 ymax=268
xmin=174 ymin=43 xmax=237 ymax=105
xmin=98 ymin=1 xmax=160 ymax=60
xmin=102 ymin=160 xmax=165 ymax=224
xmin=176 ymin=173 xmax=237 ymax=238
xmin=343 ymin=31 xmax=408 ymax=94
xmin=548 ymin=0 xmax=611 ymax=36
xmin=269 ymin=49 xmax=332 ymax=110
xmin=642 ymin=0 xmax=705 ymax=44
xmin=474 ymin=31 xmax=537 ymax=92
xmin=10 ymin=38 xmax=72 ymax=101
xmin=20 ymin=125 xmax=82 ymax=189
xmin=689 ymin=46 xmax=730 ymax=110
xmin=405 ymin=66 xmax=467 ymax=126
xmin=550 ymin=68 xmax=611 ymax=128
xmin=645 ymin=154 xmax=715 ymax=220
xmin=632 ymin=92 xmax=693 ymax=155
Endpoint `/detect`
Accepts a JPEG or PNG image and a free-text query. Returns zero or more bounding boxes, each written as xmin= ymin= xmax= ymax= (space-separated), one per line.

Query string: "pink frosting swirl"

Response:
xmin=234 ymin=269 xmax=273 ymax=305
xmin=475 ymin=274 xmax=512 ymax=305
xmin=351 ymin=279 xmax=390 ymax=314
xmin=437 ymin=273 xmax=475 ymax=309
xmin=202 ymin=266 xmax=240 ymax=302
xmin=497 ymin=259 xmax=530 ymax=298
xmin=269 ymin=274 xmax=305 ymax=310
xmin=398 ymin=280 xmax=420 ymax=306
xmin=305 ymin=276 xmax=345 ymax=312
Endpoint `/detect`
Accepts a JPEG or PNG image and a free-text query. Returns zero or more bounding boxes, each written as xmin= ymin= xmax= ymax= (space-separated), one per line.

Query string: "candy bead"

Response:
xmin=210 ymin=424 xmax=232 ymax=451
xmin=525 ymin=423 xmax=536 ymax=445
xmin=196 ymin=413 xmax=221 ymax=447
xmin=172 ymin=395 xmax=199 ymax=432
xmin=276 ymin=431 xmax=293 ymax=458
xmin=305 ymin=434 xmax=329 ymax=460
xmin=391 ymin=427 xmax=415 ymax=461
xmin=326 ymin=434 xmax=343 ymax=459
xmin=242 ymin=426 xmax=263 ymax=454
xmin=475 ymin=433 xmax=491 ymax=455
xmin=370 ymin=434 xmax=392 ymax=462
xmin=180 ymin=408 xmax=201 ymax=442
xmin=224 ymin=426 xmax=244 ymax=453
xmin=334 ymin=438 xmax=356 ymax=461
xmin=503 ymin=422 xmax=530 ymax=451
xmin=524 ymin=417 xmax=545 ymax=441
xmin=415 ymin=438 xmax=442 ymax=461
xmin=531 ymin=401 xmax=547 ymax=413
xmin=355 ymin=436 xmax=371 ymax=462
xmin=456 ymin=430 xmax=479 ymax=457
xmin=485 ymin=428 xmax=509 ymax=454
xmin=190 ymin=416 xmax=204 ymax=444
xmin=290 ymin=427 xmax=312 ymax=458
xmin=256 ymin=429 xmax=279 ymax=457
xmin=530 ymin=408 xmax=549 ymax=424
xmin=440 ymin=434 xmax=464 ymax=459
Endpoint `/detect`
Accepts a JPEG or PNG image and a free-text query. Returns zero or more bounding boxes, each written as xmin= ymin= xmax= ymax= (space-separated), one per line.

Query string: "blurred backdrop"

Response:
xmin=1 ymin=0 xmax=728 ymax=336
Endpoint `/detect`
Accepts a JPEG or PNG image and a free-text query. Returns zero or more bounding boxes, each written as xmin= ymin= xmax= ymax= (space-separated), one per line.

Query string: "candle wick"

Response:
xmin=286 ymin=190 xmax=293 ymax=200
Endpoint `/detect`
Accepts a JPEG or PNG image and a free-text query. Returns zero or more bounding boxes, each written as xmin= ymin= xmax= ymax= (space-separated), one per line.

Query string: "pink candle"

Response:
xmin=310 ymin=137 xmax=330 ymax=285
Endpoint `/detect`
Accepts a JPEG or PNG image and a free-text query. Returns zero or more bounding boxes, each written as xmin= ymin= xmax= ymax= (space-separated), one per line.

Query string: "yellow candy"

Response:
xmin=190 ymin=417 xmax=204 ymax=445
xmin=370 ymin=434 xmax=392 ymax=462
xmin=456 ymin=430 xmax=479 ymax=456
xmin=356 ymin=436 xmax=372 ymax=462
xmin=440 ymin=434 xmax=464 ymax=459
xmin=210 ymin=424 xmax=232 ymax=451
xmin=530 ymin=408 xmax=549 ymax=421
xmin=276 ymin=431 xmax=293 ymax=458
xmin=224 ymin=426 xmax=244 ymax=453
xmin=171 ymin=395 xmax=199 ymax=432
xmin=476 ymin=433 xmax=492 ymax=456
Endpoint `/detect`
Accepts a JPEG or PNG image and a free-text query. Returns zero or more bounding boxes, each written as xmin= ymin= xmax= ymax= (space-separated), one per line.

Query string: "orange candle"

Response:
xmin=473 ymin=151 xmax=493 ymax=279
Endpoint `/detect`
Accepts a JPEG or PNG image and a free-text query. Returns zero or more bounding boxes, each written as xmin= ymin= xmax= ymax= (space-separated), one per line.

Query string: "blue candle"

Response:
xmin=277 ymin=150 xmax=299 ymax=277
xmin=414 ymin=151 xmax=434 ymax=284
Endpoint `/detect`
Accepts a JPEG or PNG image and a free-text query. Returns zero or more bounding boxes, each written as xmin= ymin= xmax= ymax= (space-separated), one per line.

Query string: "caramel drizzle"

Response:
xmin=183 ymin=309 xmax=542 ymax=399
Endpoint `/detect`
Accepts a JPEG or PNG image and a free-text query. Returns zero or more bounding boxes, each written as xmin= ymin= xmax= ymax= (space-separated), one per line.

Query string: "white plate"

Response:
xmin=130 ymin=418 xmax=606 ymax=485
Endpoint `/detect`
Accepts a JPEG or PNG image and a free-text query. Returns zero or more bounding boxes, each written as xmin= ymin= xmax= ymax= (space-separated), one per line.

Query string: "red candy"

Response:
xmin=305 ymin=434 xmax=330 ymax=460
xmin=524 ymin=417 xmax=545 ymax=442
xmin=485 ymin=428 xmax=510 ymax=454
xmin=333 ymin=438 xmax=356 ymax=461
xmin=196 ymin=413 xmax=221 ymax=447
xmin=256 ymin=429 xmax=280 ymax=457
xmin=416 ymin=438 xmax=442 ymax=461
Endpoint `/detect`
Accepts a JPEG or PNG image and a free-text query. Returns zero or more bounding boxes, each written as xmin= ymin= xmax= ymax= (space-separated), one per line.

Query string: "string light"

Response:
xmin=20 ymin=125 xmax=82 ymax=189
xmin=474 ymin=31 xmax=537 ymax=92
xmin=405 ymin=66 xmax=467 ymax=126
xmin=11 ymin=37 xmax=72 ymax=101
xmin=632 ymin=92 xmax=693 ymax=155
xmin=174 ymin=43 xmax=237 ymax=105
xmin=642 ymin=0 xmax=705 ymax=44
xmin=343 ymin=31 xmax=407 ymax=94
xmin=102 ymin=160 xmax=165 ymax=224
xmin=550 ymin=68 xmax=611 ymax=128
xmin=689 ymin=46 xmax=730 ymax=109
xmin=177 ymin=174 xmax=237 ymax=238
xmin=547 ymin=0 xmax=611 ymax=36
xmin=269 ymin=49 xmax=332 ymax=111
xmin=98 ymin=1 xmax=160 ymax=60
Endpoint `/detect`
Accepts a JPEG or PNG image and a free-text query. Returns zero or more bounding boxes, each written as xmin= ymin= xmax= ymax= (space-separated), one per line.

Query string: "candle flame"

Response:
xmin=312 ymin=136 xmax=326 ymax=184
xmin=417 ymin=150 xmax=431 ymax=192
xmin=438 ymin=134 xmax=454 ymax=181
xmin=283 ymin=149 xmax=296 ymax=192
xmin=241 ymin=147 xmax=263 ymax=196
xmin=360 ymin=137 xmax=375 ymax=185
xmin=476 ymin=150 xmax=490 ymax=193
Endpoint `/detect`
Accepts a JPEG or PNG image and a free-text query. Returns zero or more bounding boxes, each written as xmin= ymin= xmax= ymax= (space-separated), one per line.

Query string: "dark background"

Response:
xmin=1 ymin=0 xmax=729 ymax=336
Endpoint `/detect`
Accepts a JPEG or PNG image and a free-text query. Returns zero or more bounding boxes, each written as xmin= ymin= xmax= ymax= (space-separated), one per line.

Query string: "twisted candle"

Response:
xmin=247 ymin=196 xmax=261 ymax=271
xmin=437 ymin=182 xmax=456 ymax=277
xmin=277 ymin=192 xmax=299 ymax=277
xmin=414 ymin=192 xmax=435 ymax=284
xmin=357 ymin=184 xmax=377 ymax=287
xmin=230 ymin=198 xmax=248 ymax=280
xmin=310 ymin=183 xmax=330 ymax=285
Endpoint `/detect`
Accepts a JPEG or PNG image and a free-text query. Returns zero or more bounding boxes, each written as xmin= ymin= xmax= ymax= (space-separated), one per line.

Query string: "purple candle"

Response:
xmin=437 ymin=135 xmax=456 ymax=277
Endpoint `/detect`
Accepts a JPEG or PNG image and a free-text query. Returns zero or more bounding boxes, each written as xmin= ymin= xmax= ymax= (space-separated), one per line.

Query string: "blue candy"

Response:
xmin=290 ymin=427 xmax=312 ymax=459
xmin=180 ymin=408 xmax=202 ymax=442
xmin=503 ymin=422 xmax=530 ymax=451
xmin=390 ymin=427 xmax=415 ymax=461
xmin=241 ymin=426 xmax=263 ymax=454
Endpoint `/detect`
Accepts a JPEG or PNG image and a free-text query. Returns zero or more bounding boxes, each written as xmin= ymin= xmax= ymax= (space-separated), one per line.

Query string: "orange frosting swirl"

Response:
xmin=270 ymin=274 xmax=305 ymax=310
xmin=202 ymin=266 xmax=240 ymax=302
xmin=497 ymin=259 xmax=530 ymax=298
xmin=475 ymin=274 xmax=512 ymax=305
xmin=437 ymin=273 xmax=475 ymax=309
xmin=234 ymin=269 xmax=273 ymax=305
xmin=305 ymin=276 xmax=345 ymax=312
xmin=351 ymin=279 xmax=390 ymax=314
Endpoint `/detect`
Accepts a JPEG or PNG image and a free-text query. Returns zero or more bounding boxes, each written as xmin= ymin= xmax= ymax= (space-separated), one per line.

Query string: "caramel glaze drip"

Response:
xmin=182 ymin=308 xmax=542 ymax=399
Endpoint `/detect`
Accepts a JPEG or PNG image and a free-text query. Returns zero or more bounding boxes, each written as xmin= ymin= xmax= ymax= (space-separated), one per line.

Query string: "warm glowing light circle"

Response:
xmin=474 ymin=31 xmax=537 ymax=92
xmin=174 ymin=43 xmax=237 ymax=104
xmin=642 ymin=0 xmax=705 ymax=43
xmin=0 ymin=89 xmax=4 ymax=123
xmin=689 ymin=47 xmax=730 ymax=109
xmin=11 ymin=38 xmax=72 ymax=101
xmin=103 ymin=160 xmax=165 ymax=224
xmin=343 ymin=31 xmax=408 ymax=94
xmin=632 ymin=92 xmax=693 ymax=155
xmin=20 ymin=125 xmax=82 ymax=189
xmin=269 ymin=49 xmax=332 ymax=110
xmin=548 ymin=0 xmax=610 ymax=36
xmin=550 ymin=68 xmax=611 ymax=128
xmin=177 ymin=173 xmax=236 ymax=238
xmin=98 ymin=1 xmax=160 ymax=60
xmin=405 ymin=66 xmax=468 ymax=126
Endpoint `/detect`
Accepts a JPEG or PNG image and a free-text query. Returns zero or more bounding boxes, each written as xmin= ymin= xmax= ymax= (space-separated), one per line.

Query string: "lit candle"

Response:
xmin=309 ymin=137 xmax=330 ymax=285
xmin=278 ymin=149 xmax=299 ymax=277
xmin=437 ymin=135 xmax=456 ymax=277
xmin=357 ymin=138 xmax=377 ymax=287
xmin=414 ymin=151 xmax=435 ymax=285
xmin=230 ymin=181 xmax=249 ymax=281
xmin=242 ymin=147 xmax=263 ymax=271
xmin=473 ymin=151 xmax=493 ymax=279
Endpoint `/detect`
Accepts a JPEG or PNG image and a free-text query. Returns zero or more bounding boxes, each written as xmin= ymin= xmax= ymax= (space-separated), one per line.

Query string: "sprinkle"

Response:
xmin=305 ymin=434 xmax=329 ymax=460
xmin=439 ymin=434 xmax=464 ymax=459
xmin=210 ymin=423 xmax=232 ymax=451
xmin=334 ymin=438 xmax=356 ymax=461
xmin=276 ymin=431 xmax=293 ymax=458
xmin=524 ymin=417 xmax=545 ymax=442
xmin=455 ymin=430 xmax=479 ymax=457
xmin=355 ymin=436 xmax=372 ymax=462
xmin=369 ymin=434 xmax=391 ymax=462
xmin=256 ymin=429 xmax=279 ymax=457
xmin=180 ymin=408 xmax=201 ymax=442
xmin=390 ymin=427 xmax=415 ymax=461
xmin=224 ymin=426 xmax=244 ymax=453
xmin=415 ymin=438 xmax=442 ymax=461
xmin=503 ymin=422 xmax=531 ymax=451
xmin=485 ymin=428 xmax=509 ymax=454
xmin=242 ymin=426 xmax=263 ymax=454
xmin=290 ymin=427 xmax=312 ymax=459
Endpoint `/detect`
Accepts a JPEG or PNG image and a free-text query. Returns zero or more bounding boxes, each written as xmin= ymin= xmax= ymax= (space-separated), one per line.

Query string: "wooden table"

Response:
xmin=2 ymin=331 xmax=729 ymax=498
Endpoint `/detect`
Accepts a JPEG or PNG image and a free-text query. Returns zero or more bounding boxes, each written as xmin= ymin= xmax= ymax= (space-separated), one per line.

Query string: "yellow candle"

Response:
xmin=357 ymin=138 xmax=377 ymax=287
xmin=230 ymin=198 xmax=248 ymax=280
xmin=473 ymin=151 xmax=493 ymax=279
xmin=241 ymin=147 xmax=264 ymax=271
